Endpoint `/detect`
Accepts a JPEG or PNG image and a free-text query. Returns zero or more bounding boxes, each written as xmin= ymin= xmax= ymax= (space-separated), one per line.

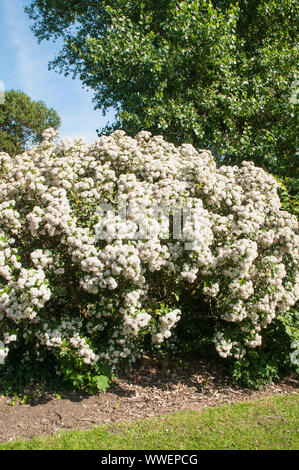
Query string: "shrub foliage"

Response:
xmin=0 ymin=129 xmax=298 ymax=391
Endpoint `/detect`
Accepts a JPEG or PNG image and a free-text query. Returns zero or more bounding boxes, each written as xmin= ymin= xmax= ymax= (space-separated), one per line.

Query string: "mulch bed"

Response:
xmin=0 ymin=358 xmax=298 ymax=443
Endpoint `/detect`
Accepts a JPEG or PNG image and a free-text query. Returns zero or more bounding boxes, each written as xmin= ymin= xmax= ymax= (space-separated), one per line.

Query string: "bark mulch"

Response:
xmin=0 ymin=358 xmax=298 ymax=443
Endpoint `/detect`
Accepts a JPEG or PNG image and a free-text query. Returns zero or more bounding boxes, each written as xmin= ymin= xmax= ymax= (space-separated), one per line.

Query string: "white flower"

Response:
xmin=0 ymin=128 xmax=297 ymax=371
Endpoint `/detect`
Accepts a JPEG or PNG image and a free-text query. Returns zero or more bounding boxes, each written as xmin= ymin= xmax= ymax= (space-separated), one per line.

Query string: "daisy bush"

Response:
xmin=0 ymin=129 xmax=298 ymax=391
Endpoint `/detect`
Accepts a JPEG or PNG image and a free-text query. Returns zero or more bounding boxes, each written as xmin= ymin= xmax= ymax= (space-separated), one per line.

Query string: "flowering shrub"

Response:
xmin=0 ymin=128 xmax=298 ymax=391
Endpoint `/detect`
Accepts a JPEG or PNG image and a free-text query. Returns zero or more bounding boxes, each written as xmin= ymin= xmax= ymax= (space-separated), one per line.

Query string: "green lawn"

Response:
xmin=1 ymin=393 xmax=298 ymax=450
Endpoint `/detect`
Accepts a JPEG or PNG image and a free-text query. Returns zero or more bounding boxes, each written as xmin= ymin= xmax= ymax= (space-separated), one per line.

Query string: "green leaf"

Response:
xmin=92 ymin=375 xmax=110 ymax=392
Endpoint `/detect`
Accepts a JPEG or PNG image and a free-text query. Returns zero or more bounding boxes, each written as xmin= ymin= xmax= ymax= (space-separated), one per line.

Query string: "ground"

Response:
xmin=0 ymin=358 xmax=298 ymax=444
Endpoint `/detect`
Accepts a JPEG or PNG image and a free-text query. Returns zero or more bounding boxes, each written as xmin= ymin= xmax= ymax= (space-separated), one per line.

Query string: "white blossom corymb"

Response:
xmin=290 ymin=340 xmax=299 ymax=366
xmin=0 ymin=129 xmax=298 ymax=373
xmin=0 ymin=340 xmax=8 ymax=364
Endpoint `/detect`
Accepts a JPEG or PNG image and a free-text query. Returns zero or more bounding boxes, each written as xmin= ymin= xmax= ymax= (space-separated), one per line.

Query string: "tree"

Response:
xmin=25 ymin=1 xmax=298 ymax=177
xmin=0 ymin=89 xmax=61 ymax=155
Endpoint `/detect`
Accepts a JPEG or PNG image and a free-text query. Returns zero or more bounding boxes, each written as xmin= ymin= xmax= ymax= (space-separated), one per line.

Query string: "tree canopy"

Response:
xmin=0 ymin=89 xmax=61 ymax=156
xmin=25 ymin=0 xmax=298 ymax=177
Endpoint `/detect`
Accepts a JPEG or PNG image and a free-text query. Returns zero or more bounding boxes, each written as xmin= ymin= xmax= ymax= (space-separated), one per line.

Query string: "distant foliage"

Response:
xmin=0 ymin=89 xmax=61 ymax=156
xmin=276 ymin=176 xmax=299 ymax=219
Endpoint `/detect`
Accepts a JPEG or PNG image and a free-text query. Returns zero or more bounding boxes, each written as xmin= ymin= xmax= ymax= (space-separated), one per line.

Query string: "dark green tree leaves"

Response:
xmin=25 ymin=1 xmax=298 ymax=177
xmin=0 ymin=89 xmax=61 ymax=156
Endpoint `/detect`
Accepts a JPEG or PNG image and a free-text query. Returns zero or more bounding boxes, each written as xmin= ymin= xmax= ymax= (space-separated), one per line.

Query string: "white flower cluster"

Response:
xmin=0 ymin=128 xmax=298 ymax=374
xmin=213 ymin=332 xmax=246 ymax=359
xmin=151 ymin=309 xmax=181 ymax=344
xmin=290 ymin=340 xmax=299 ymax=366
xmin=203 ymin=283 xmax=220 ymax=297
xmin=42 ymin=128 xmax=58 ymax=142
xmin=69 ymin=334 xmax=99 ymax=365
xmin=30 ymin=249 xmax=53 ymax=269
xmin=0 ymin=340 xmax=8 ymax=364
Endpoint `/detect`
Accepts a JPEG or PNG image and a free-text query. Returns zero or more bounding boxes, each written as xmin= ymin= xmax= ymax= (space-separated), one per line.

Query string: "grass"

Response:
xmin=0 ymin=393 xmax=298 ymax=450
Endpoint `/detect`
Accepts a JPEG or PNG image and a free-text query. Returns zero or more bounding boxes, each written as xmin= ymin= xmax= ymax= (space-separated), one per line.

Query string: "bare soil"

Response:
xmin=0 ymin=358 xmax=298 ymax=444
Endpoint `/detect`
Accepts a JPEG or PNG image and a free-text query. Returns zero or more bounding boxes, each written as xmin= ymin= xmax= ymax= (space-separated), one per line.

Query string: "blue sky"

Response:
xmin=0 ymin=0 xmax=116 ymax=143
